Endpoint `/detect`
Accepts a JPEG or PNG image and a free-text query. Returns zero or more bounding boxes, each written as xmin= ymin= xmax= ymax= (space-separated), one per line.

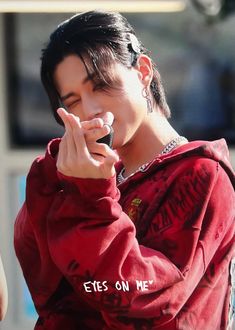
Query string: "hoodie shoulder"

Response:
xmin=26 ymin=139 xmax=61 ymax=200
xmin=170 ymin=139 xmax=235 ymax=188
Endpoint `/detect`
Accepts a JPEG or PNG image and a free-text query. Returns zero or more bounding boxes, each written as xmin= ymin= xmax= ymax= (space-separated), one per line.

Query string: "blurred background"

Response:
xmin=0 ymin=0 xmax=234 ymax=329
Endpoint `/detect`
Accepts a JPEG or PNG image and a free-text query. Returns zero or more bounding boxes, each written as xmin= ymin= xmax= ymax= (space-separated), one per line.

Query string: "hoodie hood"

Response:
xmin=116 ymin=139 xmax=235 ymax=189
xmin=166 ymin=139 xmax=235 ymax=187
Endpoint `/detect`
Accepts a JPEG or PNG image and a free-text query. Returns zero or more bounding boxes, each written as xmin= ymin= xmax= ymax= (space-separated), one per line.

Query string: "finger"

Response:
xmin=67 ymin=113 xmax=90 ymax=159
xmin=57 ymin=108 xmax=73 ymax=132
xmin=56 ymin=137 xmax=68 ymax=173
xmin=57 ymin=108 xmax=77 ymax=160
xmin=105 ymin=149 xmax=119 ymax=164
xmin=98 ymin=145 xmax=119 ymax=178
xmin=88 ymin=142 xmax=108 ymax=156
xmin=81 ymin=118 xmax=103 ymax=130
xmin=103 ymin=112 xmax=114 ymax=126
xmin=85 ymin=125 xmax=111 ymax=143
xmin=89 ymin=143 xmax=119 ymax=162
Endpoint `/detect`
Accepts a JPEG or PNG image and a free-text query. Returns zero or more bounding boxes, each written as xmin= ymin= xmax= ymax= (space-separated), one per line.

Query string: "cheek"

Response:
xmin=113 ymin=93 xmax=143 ymax=123
xmin=111 ymin=81 xmax=146 ymax=124
xmin=125 ymin=86 xmax=146 ymax=121
xmin=117 ymin=78 xmax=146 ymax=112
xmin=125 ymin=80 xmax=147 ymax=117
xmin=126 ymin=77 xmax=144 ymax=98
xmin=111 ymin=96 xmax=146 ymax=147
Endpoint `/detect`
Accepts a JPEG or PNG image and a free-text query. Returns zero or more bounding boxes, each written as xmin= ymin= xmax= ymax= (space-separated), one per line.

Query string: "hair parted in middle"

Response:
xmin=40 ymin=10 xmax=171 ymax=124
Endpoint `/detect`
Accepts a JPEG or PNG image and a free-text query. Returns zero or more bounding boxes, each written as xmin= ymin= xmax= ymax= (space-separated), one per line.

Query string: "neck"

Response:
xmin=116 ymin=113 xmax=182 ymax=177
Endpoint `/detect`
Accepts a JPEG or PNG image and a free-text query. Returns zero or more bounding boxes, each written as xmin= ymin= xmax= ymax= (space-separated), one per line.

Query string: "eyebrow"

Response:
xmin=60 ymin=74 xmax=95 ymax=102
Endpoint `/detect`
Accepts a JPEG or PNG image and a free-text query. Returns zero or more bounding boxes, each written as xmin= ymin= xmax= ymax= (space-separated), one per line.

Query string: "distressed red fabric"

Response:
xmin=14 ymin=139 xmax=235 ymax=330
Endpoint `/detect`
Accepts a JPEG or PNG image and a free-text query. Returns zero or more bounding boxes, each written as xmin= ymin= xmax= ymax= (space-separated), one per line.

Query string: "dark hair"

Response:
xmin=41 ymin=10 xmax=171 ymax=124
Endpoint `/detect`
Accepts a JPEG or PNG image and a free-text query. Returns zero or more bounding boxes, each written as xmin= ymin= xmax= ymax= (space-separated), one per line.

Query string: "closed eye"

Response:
xmin=67 ymin=98 xmax=81 ymax=109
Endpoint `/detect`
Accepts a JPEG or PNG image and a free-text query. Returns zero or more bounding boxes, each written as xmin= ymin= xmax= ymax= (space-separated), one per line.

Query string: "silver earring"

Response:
xmin=142 ymin=87 xmax=153 ymax=114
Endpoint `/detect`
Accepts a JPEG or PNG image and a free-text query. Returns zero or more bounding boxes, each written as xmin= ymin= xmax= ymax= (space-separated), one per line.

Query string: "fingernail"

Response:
xmin=57 ymin=107 xmax=65 ymax=115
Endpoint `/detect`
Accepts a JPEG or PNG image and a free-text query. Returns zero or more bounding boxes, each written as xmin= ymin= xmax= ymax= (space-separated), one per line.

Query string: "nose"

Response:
xmin=82 ymin=96 xmax=102 ymax=121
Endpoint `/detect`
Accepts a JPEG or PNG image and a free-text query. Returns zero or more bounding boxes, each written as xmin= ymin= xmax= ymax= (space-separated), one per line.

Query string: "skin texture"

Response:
xmin=0 ymin=256 xmax=8 ymax=320
xmin=54 ymin=54 xmax=183 ymax=179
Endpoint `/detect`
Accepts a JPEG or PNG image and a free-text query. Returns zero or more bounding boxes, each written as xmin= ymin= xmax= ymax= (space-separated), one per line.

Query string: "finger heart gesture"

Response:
xmin=56 ymin=108 xmax=119 ymax=179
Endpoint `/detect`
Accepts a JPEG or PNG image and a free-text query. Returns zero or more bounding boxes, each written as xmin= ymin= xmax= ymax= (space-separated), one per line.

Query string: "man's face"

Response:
xmin=53 ymin=54 xmax=148 ymax=149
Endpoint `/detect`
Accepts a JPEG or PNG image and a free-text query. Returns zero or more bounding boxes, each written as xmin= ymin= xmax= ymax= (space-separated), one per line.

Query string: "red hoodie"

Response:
xmin=14 ymin=139 xmax=235 ymax=330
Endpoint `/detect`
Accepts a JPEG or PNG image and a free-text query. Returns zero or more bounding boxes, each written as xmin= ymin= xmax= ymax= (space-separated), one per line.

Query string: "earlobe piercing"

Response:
xmin=142 ymin=87 xmax=153 ymax=113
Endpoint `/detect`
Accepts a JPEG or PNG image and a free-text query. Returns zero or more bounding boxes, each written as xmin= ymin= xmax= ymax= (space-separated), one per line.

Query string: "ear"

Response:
xmin=135 ymin=54 xmax=153 ymax=87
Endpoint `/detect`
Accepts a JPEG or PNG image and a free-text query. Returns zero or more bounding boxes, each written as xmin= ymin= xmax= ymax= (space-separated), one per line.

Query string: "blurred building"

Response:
xmin=0 ymin=1 xmax=234 ymax=329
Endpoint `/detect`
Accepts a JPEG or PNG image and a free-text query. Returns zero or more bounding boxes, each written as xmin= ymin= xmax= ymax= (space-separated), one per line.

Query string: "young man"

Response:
xmin=14 ymin=10 xmax=235 ymax=329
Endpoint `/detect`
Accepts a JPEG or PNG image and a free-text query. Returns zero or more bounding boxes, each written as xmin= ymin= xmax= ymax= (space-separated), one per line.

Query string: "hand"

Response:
xmin=56 ymin=108 xmax=119 ymax=179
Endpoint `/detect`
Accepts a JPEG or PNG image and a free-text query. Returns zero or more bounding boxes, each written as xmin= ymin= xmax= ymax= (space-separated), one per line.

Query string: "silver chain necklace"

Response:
xmin=117 ymin=136 xmax=188 ymax=184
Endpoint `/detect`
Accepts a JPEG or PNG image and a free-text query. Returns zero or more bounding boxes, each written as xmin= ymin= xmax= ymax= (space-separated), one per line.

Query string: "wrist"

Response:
xmin=57 ymin=171 xmax=120 ymax=200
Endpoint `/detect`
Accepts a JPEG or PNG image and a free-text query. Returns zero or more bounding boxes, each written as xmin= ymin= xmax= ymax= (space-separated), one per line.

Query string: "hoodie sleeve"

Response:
xmin=46 ymin=156 xmax=234 ymax=327
xmin=14 ymin=140 xmax=65 ymax=314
